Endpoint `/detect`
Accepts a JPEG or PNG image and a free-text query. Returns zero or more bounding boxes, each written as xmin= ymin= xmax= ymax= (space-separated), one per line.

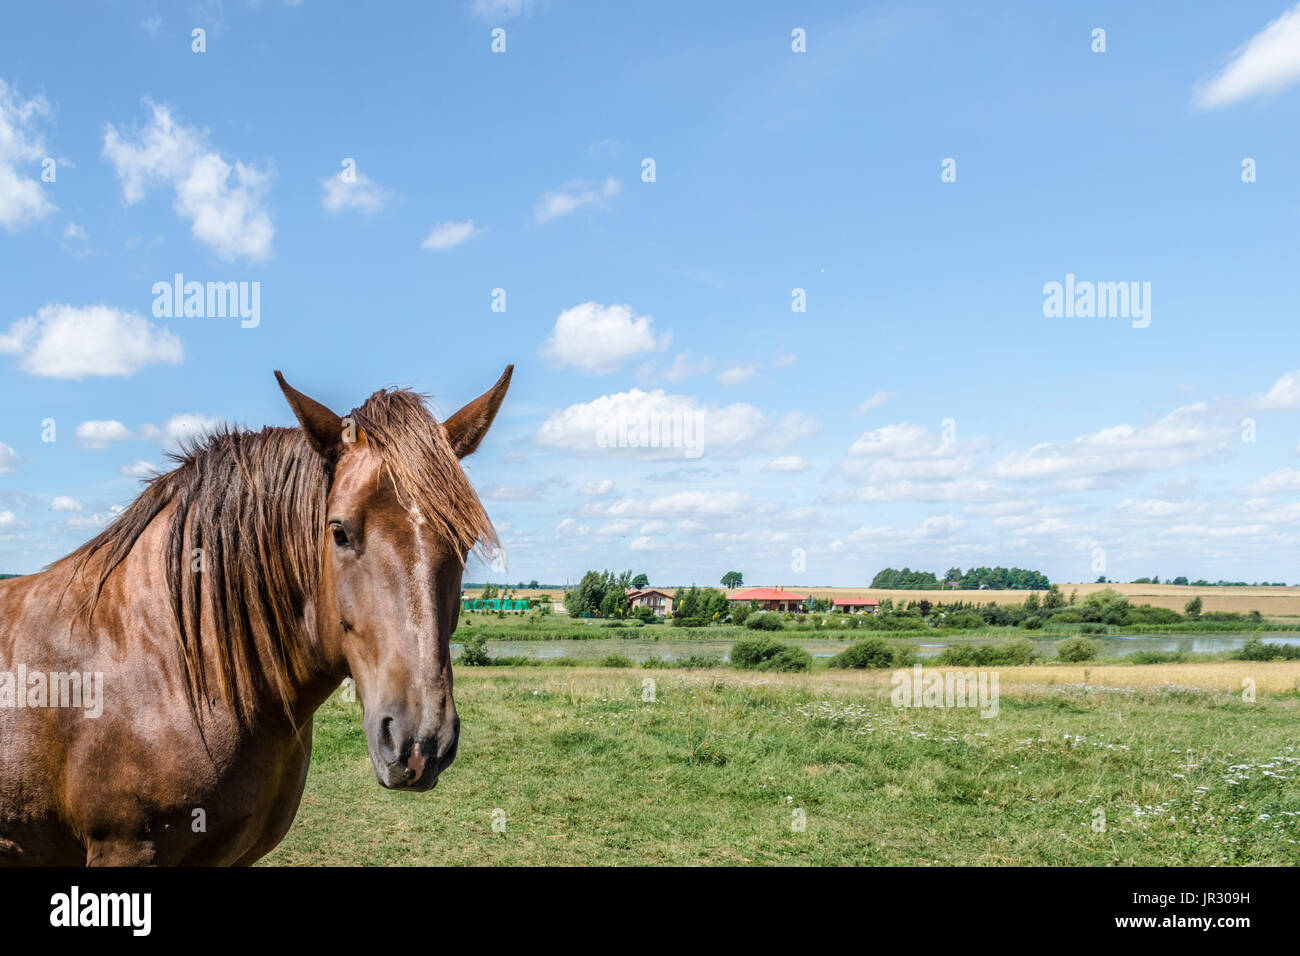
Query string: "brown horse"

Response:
xmin=0 ymin=366 xmax=512 ymax=865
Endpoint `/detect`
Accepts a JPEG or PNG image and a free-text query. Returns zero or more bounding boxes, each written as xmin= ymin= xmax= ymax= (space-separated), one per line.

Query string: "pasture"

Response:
xmin=265 ymin=661 xmax=1300 ymax=866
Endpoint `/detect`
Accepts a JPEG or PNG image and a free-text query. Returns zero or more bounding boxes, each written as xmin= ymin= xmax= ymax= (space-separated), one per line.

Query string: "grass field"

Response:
xmin=264 ymin=661 xmax=1300 ymax=866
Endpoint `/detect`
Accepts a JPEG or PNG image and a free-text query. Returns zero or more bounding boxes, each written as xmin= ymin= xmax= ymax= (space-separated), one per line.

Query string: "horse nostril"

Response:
xmin=379 ymin=715 xmax=397 ymax=760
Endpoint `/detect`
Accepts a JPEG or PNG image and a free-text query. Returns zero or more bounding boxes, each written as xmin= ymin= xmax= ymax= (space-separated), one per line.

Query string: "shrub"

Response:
xmin=458 ymin=634 xmax=492 ymax=666
xmin=764 ymin=647 xmax=812 ymax=673
xmin=1021 ymin=617 xmax=1044 ymax=630
xmin=731 ymin=636 xmax=811 ymax=670
xmin=943 ymin=610 xmax=985 ymax=629
xmin=745 ymin=612 xmax=783 ymax=631
xmin=935 ymin=644 xmax=977 ymax=666
xmin=1079 ymin=623 xmax=1106 ymax=635
xmin=633 ymin=606 xmax=656 ymax=623
xmin=999 ymin=637 xmax=1036 ymax=665
xmin=597 ymin=654 xmax=634 ymax=668
xmin=1056 ymin=637 xmax=1098 ymax=662
xmin=1235 ymin=637 xmax=1300 ymax=661
xmin=1127 ymin=650 xmax=1188 ymax=664
xmin=830 ymin=638 xmax=895 ymax=669
xmin=731 ymin=603 xmax=754 ymax=626
xmin=642 ymin=654 xmax=723 ymax=669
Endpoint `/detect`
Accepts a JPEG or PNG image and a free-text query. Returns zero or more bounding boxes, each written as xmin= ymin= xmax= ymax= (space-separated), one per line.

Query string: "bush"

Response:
xmin=1127 ymin=650 xmax=1188 ymax=664
xmin=731 ymin=636 xmax=811 ymax=671
xmin=1020 ymin=617 xmax=1044 ymax=630
xmin=1235 ymin=637 xmax=1300 ymax=661
xmin=943 ymin=610 xmax=985 ymax=629
xmin=764 ymin=647 xmax=813 ymax=672
xmin=830 ymin=638 xmax=895 ymax=669
xmin=1079 ymin=623 xmax=1106 ymax=635
xmin=458 ymin=633 xmax=492 ymax=666
xmin=731 ymin=603 xmax=754 ymax=626
xmin=999 ymin=638 xmax=1036 ymax=665
xmin=1056 ymin=637 xmax=1099 ymax=662
xmin=731 ymin=635 xmax=784 ymax=667
xmin=671 ymin=615 xmax=710 ymax=628
xmin=633 ymin=606 xmax=656 ymax=623
xmin=745 ymin=612 xmax=783 ymax=631
xmin=642 ymin=654 xmax=723 ymax=669
xmin=597 ymin=654 xmax=634 ymax=668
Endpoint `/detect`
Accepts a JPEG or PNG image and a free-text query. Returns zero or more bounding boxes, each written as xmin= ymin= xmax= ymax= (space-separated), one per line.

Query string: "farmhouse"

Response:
xmin=625 ymin=588 xmax=674 ymax=616
xmin=831 ymin=597 xmax=880 ymax=615
xmin=727 ymin=587 xmax=806 ymax=613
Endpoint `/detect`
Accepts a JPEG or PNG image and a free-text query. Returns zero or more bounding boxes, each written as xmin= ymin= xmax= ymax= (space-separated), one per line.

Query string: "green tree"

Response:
xmin=721 ymin=571 xmax=744 ymax=588
xmin=1185 ymin=596 xmax=1203 ymax=619
xmin=632 ymin=573 xmax=649 ymax=589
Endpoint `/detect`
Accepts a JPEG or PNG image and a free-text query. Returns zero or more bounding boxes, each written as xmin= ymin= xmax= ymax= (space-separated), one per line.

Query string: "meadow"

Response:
xmin=264 ymin=660 xmax=1300 ymax=866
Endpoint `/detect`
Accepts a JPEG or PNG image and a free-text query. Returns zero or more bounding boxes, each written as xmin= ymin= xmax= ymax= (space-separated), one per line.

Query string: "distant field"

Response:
xmin=267 ymin=662 xmax=1300 ymax=866
xmin=500 ymin=583 xmax=1300 ymax=619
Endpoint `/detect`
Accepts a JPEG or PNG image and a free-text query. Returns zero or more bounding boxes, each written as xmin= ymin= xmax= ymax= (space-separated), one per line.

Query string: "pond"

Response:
xmin=452 ymin=632 xmax=1300 ymax=663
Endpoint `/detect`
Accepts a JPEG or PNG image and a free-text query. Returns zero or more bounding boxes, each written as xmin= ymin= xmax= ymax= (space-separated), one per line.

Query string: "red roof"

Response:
xmin=728 ymin=588 xmax=806 ymax=602
xmin=832 ymin=597 xmax=879 ymax=606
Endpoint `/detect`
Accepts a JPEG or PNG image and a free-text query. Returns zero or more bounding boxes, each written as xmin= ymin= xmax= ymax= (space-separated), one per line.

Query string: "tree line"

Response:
xmin=870 ymin=566 xmax=1051 ymax=590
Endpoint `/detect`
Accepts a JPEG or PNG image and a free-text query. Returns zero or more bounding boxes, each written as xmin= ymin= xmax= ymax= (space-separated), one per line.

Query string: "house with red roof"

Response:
xmin=832 ymin=597 xmax=880 ymax=615
xmin=726 ymin=587 xmax=806 ymax=613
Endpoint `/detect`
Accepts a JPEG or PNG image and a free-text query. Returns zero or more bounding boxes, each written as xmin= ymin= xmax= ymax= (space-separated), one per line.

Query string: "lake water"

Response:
xmin=452 ymin=632 xmax=1300 ymax=663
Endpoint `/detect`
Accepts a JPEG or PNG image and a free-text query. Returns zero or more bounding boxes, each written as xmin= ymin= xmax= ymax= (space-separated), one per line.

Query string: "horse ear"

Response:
xmin=275 ymin=371 xmax=346 ymax=461
xmin=442 ymin=365 xmax=513 ymax=458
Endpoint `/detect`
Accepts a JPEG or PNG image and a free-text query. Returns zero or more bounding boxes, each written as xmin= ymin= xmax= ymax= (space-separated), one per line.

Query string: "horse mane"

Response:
xmin=65 ymin=387 xmax=497 ymax=728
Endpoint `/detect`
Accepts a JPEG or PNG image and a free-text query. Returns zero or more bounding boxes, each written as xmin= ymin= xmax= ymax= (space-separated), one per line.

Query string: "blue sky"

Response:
xmin=2 ymin=0 xmax=1299 ymax=587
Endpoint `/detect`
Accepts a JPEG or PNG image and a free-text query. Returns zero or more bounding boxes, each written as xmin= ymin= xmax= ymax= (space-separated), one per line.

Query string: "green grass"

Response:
xmin=263 ymin=665 xmax=1300 ymax=865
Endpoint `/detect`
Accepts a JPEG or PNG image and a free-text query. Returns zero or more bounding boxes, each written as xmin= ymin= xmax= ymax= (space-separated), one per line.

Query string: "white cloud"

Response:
xmin=1242 ymin=467 xmax=1300 ymax=496
xmin=540 ymin=302 xmax=669 ymax=374
xmin=1195 ymin=3 xmax=1300 ymax=108
xmin=103 ymin=101 xmax=274 ymax=261
xmin=0 ymin=510 xmax=26 ymax=530
xmin=0 ymin=304 xmax=182 ymax=379
xmin=1257 ymin=367 xmax=1300 ymax=409
xmin=421 ymin=219 xmax=480 ymax=250
xmin=765 ymin=455 xmax=807 ymax=472
xmin=663 ymin=351 xmax=713 ymax=383
xmin=535 ymin=388 xmax=817 ymax=459
xmin=855 ymin=390 xmax=894 ymax=413
xmin=534 ymin=177 xmax=620 ymax=223
xmin=138 ymin=413 xmax=222 ymax=452
xmin=0 ymin=78 xmax=55 ymax=232
xmin=51 ymin=496 xmax=81 ymax=512
xmin=321 ymin=169 xmax=392 ymax=214
xmin=118 ymin=459 xmax=158 ymax=478
xmin=718 ymin=364 xmax=757 ymax=386
xmin=986 ymin=405 xmax=1228 ymax=482
xmin=579 ymin=479 xmax=615 ymax=496
xmin=1114 ymin=498 xmax=1207 ymax=519
xmin=76 ymin=420 xmax=133 ymax=449
xmin=0 ymin=441 xmax=17 ymax=474
xmin=67 ymin=505 xmax=124 ymax=530
xmin=628 ymin=536 xmax=661 ymax=552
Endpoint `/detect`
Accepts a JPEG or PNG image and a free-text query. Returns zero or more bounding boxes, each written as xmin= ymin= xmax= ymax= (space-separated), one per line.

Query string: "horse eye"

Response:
xmin=330 ymin=523 xmax=350 ymax=548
